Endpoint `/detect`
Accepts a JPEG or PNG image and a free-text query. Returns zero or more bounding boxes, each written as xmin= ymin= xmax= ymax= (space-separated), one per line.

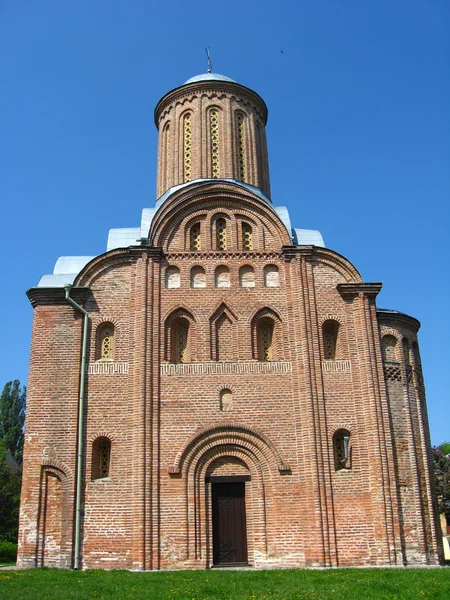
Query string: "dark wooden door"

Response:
xmin=212 ymin=482 xmax=248 ymax=565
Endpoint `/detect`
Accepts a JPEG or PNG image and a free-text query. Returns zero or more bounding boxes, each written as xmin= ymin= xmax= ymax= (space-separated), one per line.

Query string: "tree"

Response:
xmin=0 ymin=380 xmax=26 ymax=465
xmin=432 ymin=442 xmax=450 ymax=515
xmin=0 ymin=438 xmax=22 ymax=542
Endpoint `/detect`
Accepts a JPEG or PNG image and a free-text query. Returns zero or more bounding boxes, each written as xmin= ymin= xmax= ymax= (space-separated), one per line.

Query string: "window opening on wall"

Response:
xmin=163 ymin=122 xmax=170 ymax=190
xmin=258 ymin=319 xmax=273 ymax=361
xmin=322 ymin=320 xmax=339 ymax=360
xmin=92 ymin=437 xmax=111 ymax=480
xmin=98 ymin=324 xmax=114 ymax=361
xmin=216 ymin=218 xmax=226 ymax=251
xmin=333 ymin=430 xmax=351 ymax=471
xmin=236 ymin=113 xmax=246 ymax=181
xmin=381 ymin=335 xmax=397 ymax=362
xmin=174 ymin=320 xmax=189 ymax=363
xmin=242 ymin=223 xmax=252 ymax=251
xmin=183 ymin=113 xmax=192 ymax=182
xmin=190 ymin=223 xmax=201 ymax=251
xmin=210 ymin=109 xmax=220 ymax=178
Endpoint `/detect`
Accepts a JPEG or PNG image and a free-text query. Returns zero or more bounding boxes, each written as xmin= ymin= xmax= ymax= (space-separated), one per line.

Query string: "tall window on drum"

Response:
xmin=258 ymin=319 xmax=274 ymax=362
xmin=216 ymin=218 xmax=226 ymax=251
xmin=242 ymin=222 xmax=252 ymax=250
xmin=183 ymin=113 xmax=192 ymax=182
xmin=236 ymin=113 xmax=246 ymax=181
xmin=190 ymin=223 xmax=201 ymax=251
xmin=100 ymin=324 xmax=114 ymax=360
xmin=210 ymin=109 xmax=220 ymax=178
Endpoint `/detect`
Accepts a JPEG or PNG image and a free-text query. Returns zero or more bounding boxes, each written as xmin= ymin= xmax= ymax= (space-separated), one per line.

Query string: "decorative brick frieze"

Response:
xmin=160 ymin=360 xmax=292 ymax=377
xmin=321 ymin=359 xmax=351 ymax=372
xmin=88 ymin=361 xmax=129 ymax=375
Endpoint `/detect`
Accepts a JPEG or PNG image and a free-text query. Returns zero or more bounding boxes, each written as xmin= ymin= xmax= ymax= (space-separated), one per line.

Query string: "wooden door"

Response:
xmin=212 ymin=482 xmax=248 ymax=565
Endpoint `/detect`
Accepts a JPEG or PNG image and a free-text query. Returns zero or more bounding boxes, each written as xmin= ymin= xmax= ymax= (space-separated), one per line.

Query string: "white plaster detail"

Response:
xmin=88 ymin=362 xmax=129 ymax=375
xmin=321 ymin=359 xmax=351 ymax=372
xmin=264 ymin=265 xmax=279 ymax=287
xmin=166 ymin=266 xmax=180 ymax=289
xmin=161 ymin=360 xmax=292 ymax=376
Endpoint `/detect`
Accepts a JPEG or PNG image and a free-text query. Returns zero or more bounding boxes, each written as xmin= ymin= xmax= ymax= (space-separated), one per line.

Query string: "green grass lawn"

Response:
xmin=0 ymin=567 xmax=449 ymax=600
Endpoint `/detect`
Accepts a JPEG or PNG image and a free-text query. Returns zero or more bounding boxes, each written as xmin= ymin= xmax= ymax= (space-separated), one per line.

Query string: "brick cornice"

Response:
xmin=155 ymin=80 xmax=268 ymax=127
xmin=337 ymin=282 xmax=382 ymax=298
xmin=377 ymin=309 xmax=420 ymax=332
xmin=26 ymin=286 xmax=90 ymax=308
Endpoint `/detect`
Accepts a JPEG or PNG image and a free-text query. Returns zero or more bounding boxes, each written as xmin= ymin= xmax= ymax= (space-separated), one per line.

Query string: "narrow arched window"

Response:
xmin=183 ymin=113 xmax=192 ymax=182
xmin=257 ymin=318 xmax=274 ymax=361
xmin=191 ymin=266 xmax=206 ymax=288
xmin=215 ymin=265 xmax=230 ymax=288
xmin=165 ymin=266 xmax=180 ymax=289
xmin=322 ymin=320 xmax=339 ymax=359
xmin=412 ymin=342 xmax=421 ymax=368
xmin=236 ymin=112 xmax=246 ymax=181
xmin=333 ymin=430 xmax=351 ymax=471
xmin=172 ymin=318 xmax=189 ymax=363
xmin=98 ymin=323 xmax=114 ymax=361
xmin=242 ymin=222 xmax=252 ymax=250
xmin=381 ymin=335 xmax=397 ymax=362
xmin=216 ymin=218 xmax=226 ymax=251
xmin=92 ymin=437 xmax=111 ymax=480
xmin=190 ymin=222 xmax=201 ymax=251
xmin=210 ymin=109 xmax=220 ymax=178
xmin=239 ymin=265 xmax=255 ymax=288
xmin=264 ymin=265 xmax=279 ymax=287
xmin=402 ymin=338 xmax=411 ymax=365
xmin=163 ymin=122 xmax=170 ymax=190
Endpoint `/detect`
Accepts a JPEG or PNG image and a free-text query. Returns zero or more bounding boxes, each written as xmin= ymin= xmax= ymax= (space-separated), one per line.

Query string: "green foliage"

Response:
xmin=0 ymin=380 xmax=26 ymax=465
xmin=0 ymin=568 xmax=449 ymax=599
xmin=0 ymin=439 xmax=22 ymax=542
xmin=0 ymin=540 xmax=17 ymax=563
xmin=432 ymin=442 xmax=450 ymax=514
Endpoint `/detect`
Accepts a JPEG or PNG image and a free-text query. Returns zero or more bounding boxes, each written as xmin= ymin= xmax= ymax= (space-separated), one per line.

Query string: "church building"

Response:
xmin=18 ymin=72 xmax=441 ymax=569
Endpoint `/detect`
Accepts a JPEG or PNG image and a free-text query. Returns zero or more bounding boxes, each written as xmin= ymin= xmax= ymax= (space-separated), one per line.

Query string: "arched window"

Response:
xmin=381 ymin=335 xmax=397 ymax=362
xmin=216 ymin=218 xmax=227 ymax=251
xmin=257 ymin=317 xmax=274 ymax=361
xmin=264 ymin=265 xmax=279 ymax=287
xmin=239 ymin=265 xmax=255 ymax=288
xmin=322 ymin=320 xmax=339 ymax=360
xmin=242 ymin=222 xmax=252 ymax=250
xmin=171 ymin=318 xmax=190 ymax=363
xmin=163 ymin=122 xmax=170 ymax=190
xmin=92 ymin=437 xmax=111 ymax=480
xmin=190 ymin=222 xmax=201 ymax=251
xmin=183 ymin=113 xmax=192 ymax=182
xmin=215 ymin=265 xmax=230 ymax=288
xmin=210 ymin=108 xmax=220 ymax=178
xmin=412 ymin=342 xmax=421 ymax=368
xmin=402 ymin=338 xmax=411 ymax=365
xmin=97 ymin=323 xmax=114 ymax=361
xmin=251 ymin=308 xmax=281 ymax=361
xmin=165 ymin=266 xmax=180 ymax=289
xmin=191 ymin=266 xmax=206 ymax=288
xmin=333 ymin=430 xmax=351 ymax=471
xmin=236 ymin=112 xmax=246 ymax=181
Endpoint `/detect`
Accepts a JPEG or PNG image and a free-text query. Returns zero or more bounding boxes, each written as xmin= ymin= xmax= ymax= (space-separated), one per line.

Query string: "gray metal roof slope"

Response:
xmin=184 ymin=73 xmax=236 ymax=85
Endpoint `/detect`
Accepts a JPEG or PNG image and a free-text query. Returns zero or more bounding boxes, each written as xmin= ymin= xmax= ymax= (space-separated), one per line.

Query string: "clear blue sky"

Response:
xmin=1 ymin=1 xmax=449 ymax=443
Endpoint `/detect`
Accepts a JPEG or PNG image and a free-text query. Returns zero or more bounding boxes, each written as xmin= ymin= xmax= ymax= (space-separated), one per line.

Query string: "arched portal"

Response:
xmin=170 ymin=424 xmax=290 ymax=568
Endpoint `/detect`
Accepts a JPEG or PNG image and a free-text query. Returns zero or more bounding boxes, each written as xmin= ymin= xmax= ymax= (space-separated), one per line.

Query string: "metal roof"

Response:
xmin=184 ymin=73 xmax=236 ymax=85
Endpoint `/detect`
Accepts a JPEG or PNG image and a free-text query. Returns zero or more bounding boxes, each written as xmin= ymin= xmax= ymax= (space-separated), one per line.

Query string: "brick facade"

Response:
xmin=18 ymin=73 xmax=441 ymax=570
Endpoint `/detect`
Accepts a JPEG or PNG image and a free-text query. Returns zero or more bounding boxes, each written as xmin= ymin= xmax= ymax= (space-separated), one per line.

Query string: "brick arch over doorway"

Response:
xmin=168 ymin=424 xmax=291 ymax=568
